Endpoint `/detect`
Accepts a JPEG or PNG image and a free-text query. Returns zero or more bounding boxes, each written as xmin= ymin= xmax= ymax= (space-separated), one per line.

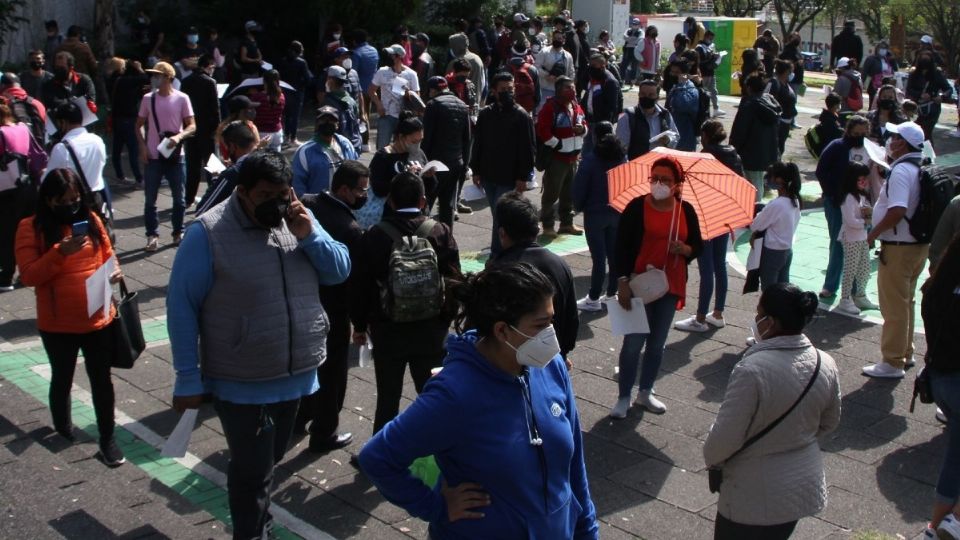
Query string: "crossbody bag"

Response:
xmin=629 ymin=197 xmax=680 ymax=304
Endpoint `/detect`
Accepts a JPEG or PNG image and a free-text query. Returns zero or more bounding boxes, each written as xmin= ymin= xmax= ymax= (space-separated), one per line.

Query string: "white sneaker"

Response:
xmin=609 ymin=397 xmax=631 ymax=419
xmin=853 ymin=295 xmax=879 ymax=310
xmin=947 ymin=128 xmax=960 ymax=139
xmin=713 ymin=109 xmax=726 ymax=117
xmin=635 ymin=390 xmax=666 ymax=414
xmin=836 ymin=298 xmax=860 ymax=315
xmin=905 ymin=355 xmax=916 ymax=367
xmin=674 ymin=316 xmax=710 ymax=333
xmin=704 ymin=314 xmax=726 ymax=328
xmin=862 ymin=362 xmax=905 ymax=379
xmin=526 ymin=180 xmax=539 ymax=191
xmin=938 ymin=514 xmax=960 ymax=540
xmin=936 ymin=407 xmax=947 ymax=424
xmin=577 ymin=295 xmax=603 ymax=312
xmin=145 ymin=235 xmax=159 ymax=252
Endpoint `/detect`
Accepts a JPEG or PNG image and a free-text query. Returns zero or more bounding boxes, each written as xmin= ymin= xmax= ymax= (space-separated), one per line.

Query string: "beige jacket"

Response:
xmin=703 ymin=335 xmax=841 ymax=525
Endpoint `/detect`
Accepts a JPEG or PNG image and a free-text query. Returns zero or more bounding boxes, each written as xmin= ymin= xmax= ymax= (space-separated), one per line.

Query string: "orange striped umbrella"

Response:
xmin=607 ymin=147 xmax=757 ymax=240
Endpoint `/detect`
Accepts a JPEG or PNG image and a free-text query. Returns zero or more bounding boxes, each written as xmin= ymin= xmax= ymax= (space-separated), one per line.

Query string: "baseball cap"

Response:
xmin=317 ymin=106 xmax=339 ymax=121
xmin=51 ymin=100 xmax=83 ymax=124
xmin=0 ymin=72 xmax=19 ymax=86
xmin=244 ymin=20 xmax=261 ymax=31
xmin=921 ymin=35 xmax=933 ymax=45
xmin=414 ymin=32 xmax=430 ymax=45
xmin=426 ymin=75 xmax=448 ymax=92
xmin=227 ymin=95 xmax=259 ymax=114
xmin=836 ymin=57 xmax=850 ymax=69
xmin=514 ymin=13 xmax=529 ymax=24
xmin=630 ymin=17 xmax=640 ymax=25
xmin=885 ymin=121 xmax=925 ymax=149
xmin=383 ymin=44 xmax=406 ymax=57
xmin=326 ymin=65 xmax=347 ymax=81
xmin=333 ymin=46 xmax=350 ymax=57
xmin=145 ymin=61 xmax=176 ymax=79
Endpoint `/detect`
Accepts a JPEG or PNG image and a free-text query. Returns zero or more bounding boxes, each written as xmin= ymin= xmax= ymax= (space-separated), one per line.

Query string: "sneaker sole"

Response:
xmin=862 ymin=369 xmax=904 ymax=379
xmin=96 ymin=451 xmax=126 ymax=468
xmin=578 ymin=306 xmax=603 ymax=312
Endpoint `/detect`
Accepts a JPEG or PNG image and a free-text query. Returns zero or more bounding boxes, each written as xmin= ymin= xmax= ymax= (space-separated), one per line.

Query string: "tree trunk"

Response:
xmin=94 ymin=0 xmax=114 ymax=58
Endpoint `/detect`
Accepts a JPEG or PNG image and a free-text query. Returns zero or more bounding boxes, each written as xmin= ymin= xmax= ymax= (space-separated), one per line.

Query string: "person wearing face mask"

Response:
xmin=40 ymin=51 xmax=96 ymax=111
xmin=358 ymin=262 xmax=598 ymax=540
xmin=583 ymin=52 xmax=622 ymax=131
xmin=695 ymin=30 xmax=723 ymax=117
xmin=636 ymin=25 xmax=661 ymax=82
xmin=815 ymin=115 xmax=870 ymax=299
xmin=535 ymin=30 xmax=574 ymax=112
xmin=573 ymin=20 xmax=592 ymax=94
xmin=834 ymin=162 xmax=878 ymax=315
xmin=54 ymin=25 xmax=98 ymax=78
xmin=216 ymin=95 xmax=261 ymax=161
xmin=19 ymin=50 xmax=53 ymax=100
xmin=867 ymin=84 xmax=905 ymax=143
xmin=730 ymin=75 xmax=782 ymax=202
xmin=195 ymin=121 xmax=257 ymax=215
xmin=610 ymin=157 xmax=703 ymax=418
xmin=15 ymin=168 xmax=126 ymax=466
xmin=749 ymin=161 xmax=803 ymax=292
xmin=778 ymin=31 xmax=804 ymax=90
xmin=291 ymin=106 xmax=359 ymax=197
xmin=237 ymin=20 xmax=264 ymax=78
xmin=764 ymin=60 xmax=797 ymax=157
xmin=830 ymin=20 xmax=863 ymax=69
xmin=833 ymin=57 xmax=864 ymax=113
xmin=421 ymin=76 xmax=472 ymax=229
xmin=168 ymin=150 xmax=350 ymax=539
xmin=704 ymin=283 xmax=840 ymax=540
xmin=620 ymin=18 xmax=643 ymax=87
xmin=411 ymin=33 xmax=435 ymax=93
xmin=180 ymin=54 xmax=221 ymax=206
xmin=370 ymin=44 xmax=422 ymax=150
xmin=616 ymin=80 xmax=678 ymax=160
xmin=445 ymin=33 xmax=486 ymax=113
xmin=350 ymin=173 xmax=461 ymax=433
xmin=105 ymin=59 xmax=147 ymax=187
xmin=321 ymin=66 xmax=362 ymax=156
xmin=175 ymin=26 xmax=206 ymax=75
xmin=535 ymin=76 xmax=586 ymax=238
xmin=861 ymin=42 xmax=896 ymax=109
xmin=296 ymin=161 xmax=370 ymax=453
xmin=905 ymin=51 xmax=952 ymax=141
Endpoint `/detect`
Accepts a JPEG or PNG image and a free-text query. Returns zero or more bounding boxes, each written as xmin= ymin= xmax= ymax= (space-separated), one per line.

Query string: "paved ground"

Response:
xmin=0 ymin=83 xmax=958 ymax=539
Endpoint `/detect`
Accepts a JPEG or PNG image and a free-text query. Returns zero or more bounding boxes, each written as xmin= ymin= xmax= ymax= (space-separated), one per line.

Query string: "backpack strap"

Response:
xmin=414 ymin=218 xmax=436 ymax=239
xmin=60 ymin=139 xmax=92 ymax=197
xmin=378 ymin=218 xmax=435 ymax=247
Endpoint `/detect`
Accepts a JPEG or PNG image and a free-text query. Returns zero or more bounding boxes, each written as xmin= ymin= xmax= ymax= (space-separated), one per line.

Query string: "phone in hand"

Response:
xmin=71 ymin=220 xmax=89 ymax=238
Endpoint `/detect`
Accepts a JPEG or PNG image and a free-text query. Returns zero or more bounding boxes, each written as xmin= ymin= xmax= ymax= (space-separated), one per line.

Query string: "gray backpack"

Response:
xmin=377 ymin=219 xmax=444 ymax=323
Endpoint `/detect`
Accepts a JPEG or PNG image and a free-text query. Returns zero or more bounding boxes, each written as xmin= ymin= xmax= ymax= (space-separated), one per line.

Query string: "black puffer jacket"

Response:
xmin=702 ymin=143 xmax=744 ymax=176
xmin=921 ymin=282 xmax=960 ymax=373
xmin=422 ymin=91 xmax=472 ymax=169
xmin=729 ymin=93 xmax=781 ymax=171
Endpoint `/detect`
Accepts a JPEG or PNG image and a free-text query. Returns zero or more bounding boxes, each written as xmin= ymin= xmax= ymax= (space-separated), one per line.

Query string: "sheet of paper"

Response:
xmin=650 ymin=130 xmax=678 ymax=144
xmin=69 ymin=97 xmax=98 ymax=127
xmin=157 ymin=137 xmax=175 ymax=158
xmin=422 ymin=160 xmax=449 ymax=174
xmin=85 ymin=257 xmax=115 ymax=318
xmin=460 ymin=183 xmax=485 ymax=201
xmin=863 ymin=138 xmax=890 ymax=170
xmin=45 ymin=116 xmax=56 ymax=137
xmin=204 ymin=153 xmax=226 ymax=174
xmin=746 ymin=238 xmax=763 ymax=271
xmin=922 ymin=140 xmax=937 ymax=163
xmin=605 ymin=298 xmax=650 ymax=336
xmin=391 ymin=77 xmax=408 ymax=97
xmin=160 ymin=409 xmax=198 ymax=458
xmin=216 ymin=83 xmax=229 ymax=99
xmin=261 ymin=61 xmax=273 ymax=71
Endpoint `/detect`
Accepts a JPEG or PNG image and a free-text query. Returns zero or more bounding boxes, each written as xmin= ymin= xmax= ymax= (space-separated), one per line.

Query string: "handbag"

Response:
xmin=151 ymin=92 xmax=183 ymax=162
xmin=0 ymin=130 xmax=37 ymax=219
xmin=708 ymin=349 xmax=822 ymax=493
xmin=629 ymin=198 xmax=680 ymax=304
xmin=109 ymin=278 xmax=146 ymax=369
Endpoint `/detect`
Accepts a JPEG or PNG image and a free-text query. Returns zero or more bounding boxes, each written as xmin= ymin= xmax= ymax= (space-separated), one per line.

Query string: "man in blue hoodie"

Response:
xmin=167 ymin=150 xmax=350 ymax=539
xmin=291 ymin=105 xmax=358 ymax=196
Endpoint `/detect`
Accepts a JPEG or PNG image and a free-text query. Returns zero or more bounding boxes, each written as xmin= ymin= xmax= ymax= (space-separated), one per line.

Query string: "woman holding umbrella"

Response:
xmin=249 ymin=70 xmax=286 ymax=151
xmin=610 ymin=156 xmax=702 ymax=418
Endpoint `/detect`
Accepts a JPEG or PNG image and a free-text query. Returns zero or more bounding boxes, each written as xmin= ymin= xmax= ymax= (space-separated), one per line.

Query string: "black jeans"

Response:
xmin=371 ymin=335 xmax=442 ymax=434
xmin=39 ymin=327 xmax=116 ymax=442
xmin=215 ymin=398 xmax=299 ymax=540
xmin=298 ymin=312 xmax=350 ymax=439
xmin=0 ymin=188 xmax=19 ymax=286
xmin=428 ymin=165 xmax=465 ymax=229
xmin=112 ymin=116 xmax=142 ymax=181
xmin=715 ymin=512 xmax=797 ymax=540
xmin=184 ymin=135 xmax=215 ymax=206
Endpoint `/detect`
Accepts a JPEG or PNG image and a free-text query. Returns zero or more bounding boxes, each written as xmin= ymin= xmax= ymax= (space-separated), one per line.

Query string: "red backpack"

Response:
xmin=844 ymin=73 xmax=863 ymax=111
xmin=509 ymin=63 xmax=536 ymax=112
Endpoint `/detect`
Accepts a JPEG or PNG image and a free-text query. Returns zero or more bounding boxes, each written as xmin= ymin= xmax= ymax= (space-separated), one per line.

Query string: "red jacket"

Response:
xmin=535 ymin=97 xmax=587 ymax=163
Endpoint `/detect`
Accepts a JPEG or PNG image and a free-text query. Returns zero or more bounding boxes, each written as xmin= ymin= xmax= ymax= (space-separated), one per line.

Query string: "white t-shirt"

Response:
xmin=839 ymin=193 xmax=869 ymax=243
xmin=371 ymin=66 xmax=420 ymax=118
xmin=873 ymin=152 xmax=922 ymax=243
xmin=848 ymin=146 xmax=869 ymax=166
xmin=44 ymin=127 xmax=106 ymax=192
xmin=750 ymin=196 xmax=801 ymax=250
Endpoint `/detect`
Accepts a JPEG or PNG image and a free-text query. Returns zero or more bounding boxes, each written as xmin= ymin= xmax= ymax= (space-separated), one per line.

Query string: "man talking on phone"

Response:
xmin=166 ymin=150 xmax=350 ymax=539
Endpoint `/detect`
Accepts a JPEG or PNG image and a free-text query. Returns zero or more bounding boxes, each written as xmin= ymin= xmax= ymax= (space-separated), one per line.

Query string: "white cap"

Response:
xmin=383 ymin=44 xmax=406 ymax=57
xmin=921 ymin=35 xmax=933 ymax=44
xmin=326 ymin=65 xmax=347 ymax=81
xmin=513 ymin=12 xmax=529 ymax=24
xmin=244 ymin=20 xmax=260 ymax=31
xmin=886 ymin=121 xmax=925 ymax=149
xmin=836 ymin=57 xmax=850 ymax=69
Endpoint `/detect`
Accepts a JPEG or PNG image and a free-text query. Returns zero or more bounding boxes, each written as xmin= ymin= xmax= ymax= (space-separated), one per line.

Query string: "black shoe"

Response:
xmin=55 ymin=425 xmax=76 ymax=442
xmin=457 ymin=202 xmax=473 ymax=214
xmin=308 ymin=432 xmax=353 ymax=453
xmin=349 ymin=454 xmax=361 ymax=469
xmin=97 ymin=438 xmax=126 ymax=467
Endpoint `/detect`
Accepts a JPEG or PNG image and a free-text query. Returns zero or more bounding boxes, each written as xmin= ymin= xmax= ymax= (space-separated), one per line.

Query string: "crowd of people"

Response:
xmin=2 ymin=10 xmax=960 ymax=540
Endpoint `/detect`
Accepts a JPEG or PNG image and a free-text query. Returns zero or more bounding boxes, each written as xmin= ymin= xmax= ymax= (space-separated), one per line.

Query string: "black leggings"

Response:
xmin=40 ymin=326 xmax=116 ymax=442
xmin=715 ymin=512 xmax=798 ymax=540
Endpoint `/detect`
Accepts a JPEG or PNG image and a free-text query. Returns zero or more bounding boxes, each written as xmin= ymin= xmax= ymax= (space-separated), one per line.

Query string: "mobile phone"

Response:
xmin=71 ymin=220 xmax=89 ymax=237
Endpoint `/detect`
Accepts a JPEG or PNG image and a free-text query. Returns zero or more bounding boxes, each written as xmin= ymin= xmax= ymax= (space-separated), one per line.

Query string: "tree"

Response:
xmin=772 ymin=0 xmax=830 ymax=36
xmin=913 ymin=0 xmax=960 ymax=76
xmin=713 ymin=0 xmax=772 ymax=17
xmin=0 ymin=0 xmax=26 ymax=49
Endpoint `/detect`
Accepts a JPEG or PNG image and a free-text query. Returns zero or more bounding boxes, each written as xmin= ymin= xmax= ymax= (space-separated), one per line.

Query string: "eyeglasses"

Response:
xmin=650 ymin=175 xmax=674 ymax=185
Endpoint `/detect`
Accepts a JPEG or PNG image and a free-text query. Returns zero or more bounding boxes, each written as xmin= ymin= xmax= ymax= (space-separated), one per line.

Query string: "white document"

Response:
xmin=746 ymin=237 xmax=763 ymax=271
xmin=460 ymin=183 xmax=485 ymax=201
xmin=216 ymin=83 xmax=229 ymax=99
xmin=422 ymin=160 xmax=449 ymax=174
xmin=391 ymin=77 xmax=408 ymax=97
xmin=863 ymin=138 xmax=890 ymax=170
xmin=85 ymin=257 xmax=115 ymax=318
xmin=261 ymin=61 xmax=273 ymax=71
xmin=160 ymin=409 xmax=198 ymax=458
xmin=204 ymin=153 xmax=226 ymax=174
xmin=69 ymin=96 xmax=98 ymax=127
xmin=715 ymin=50 xmax=727 ymax=66
xmin=157 ymin=137 xmax=175 ymax=158
xmin=358 ymin=336 xmax=374 ymax=368
xmin=650 ymin=130 xmax=678 ymax=145
xmin=922 ymin=140 xmax=937 ymax=163
xmin=605 ymin=298 xmax=650 ymax=336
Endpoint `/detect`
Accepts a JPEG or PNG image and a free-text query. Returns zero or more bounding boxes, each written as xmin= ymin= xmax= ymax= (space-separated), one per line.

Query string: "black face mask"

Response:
xmin=317 ymin=123 xmax=337 ymax=137
xmin=552 ymin=39 xmax=563 ymax=48
xmin=349 ymin=194 xmax=368 ymax=210
xmin=845 ymin=135 xmax=865 ymax=148
xmin=589 ymin=66 xmax=605 ymax=79
xmin=53 ymin=66 xmax=69 ymax=81
xmin=918 ymin=60 xmax=933 ymax=70
xmin=878 ymin=99 xmax=896 ymax=110
xmin=30 ymin=60 xmax=44 ymax=70
xmin=639 ymin=96 xmax=657 ymax=109
xmin=498 ymin=90 xmax=515 ymax=108
xmin=253 ymin=198 xmax=289 ymax=228
xmin=53 ymin=201 xmax=81 ymax=224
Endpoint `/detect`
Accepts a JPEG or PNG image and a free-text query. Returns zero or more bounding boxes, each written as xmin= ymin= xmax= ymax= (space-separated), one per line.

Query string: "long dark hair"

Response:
xmin=837 ymin=161 xmax=870 ymax=204
xmin=449 ymin=263 xmax=555 ymax=337
xmin=767 ymin=161 xmax=801 ymax=208
xmin=263 ymin=69 xmax=281 ymax=105
xmin=759 ymin=283 xmax=819 ymax=334
xmin=34 ymin=169 xmax=103 ymax=250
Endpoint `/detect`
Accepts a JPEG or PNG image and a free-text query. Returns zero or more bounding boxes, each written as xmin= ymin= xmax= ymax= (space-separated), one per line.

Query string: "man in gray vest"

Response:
xmin=167 ymin=150 xmax=350 ymax=539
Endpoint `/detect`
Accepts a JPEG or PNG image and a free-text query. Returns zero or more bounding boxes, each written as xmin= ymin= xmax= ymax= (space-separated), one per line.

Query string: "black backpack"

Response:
xmin=10 ymin=96 xmax=44 ymax=146
xmin=896 ymin=158 xmax=960 ymax=243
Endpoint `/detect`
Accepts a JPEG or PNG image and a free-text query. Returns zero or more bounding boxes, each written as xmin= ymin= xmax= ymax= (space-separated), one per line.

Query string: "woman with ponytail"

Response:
xmin=750 ymin=161 xmax=802 ymax=291
xmin=250 ymin=69 xmax=286 ymax=151
xmin=705 ymin=283 xmax=841 ymax=539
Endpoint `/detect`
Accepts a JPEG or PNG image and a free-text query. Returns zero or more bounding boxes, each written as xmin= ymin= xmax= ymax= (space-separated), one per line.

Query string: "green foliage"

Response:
xmin=0 ymin=0 xmax=26 ymax=48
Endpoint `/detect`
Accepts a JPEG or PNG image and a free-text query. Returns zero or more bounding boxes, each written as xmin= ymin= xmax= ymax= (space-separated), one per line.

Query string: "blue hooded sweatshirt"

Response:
xmin=358 ymin=332 xmax=599 ymax=540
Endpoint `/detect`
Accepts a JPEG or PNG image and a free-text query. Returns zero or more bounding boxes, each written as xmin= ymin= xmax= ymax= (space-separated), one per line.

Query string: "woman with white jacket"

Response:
xmin=704 ymin=283 xmax=842 ymax=539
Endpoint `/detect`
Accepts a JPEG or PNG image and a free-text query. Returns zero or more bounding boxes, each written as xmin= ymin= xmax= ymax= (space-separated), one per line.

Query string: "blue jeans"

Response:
xmin=759 ymin=247 xmax=793 ymax=291
xmin=144 ymin=159 xmax=186 ymax=237
xmin=618 ymin=294 xmax=678 ymax=396
xmin=822 ymin=196 xmax=844 ymax=294
xmin=932 ymin=369 xmax=960 ymax=505
xmin=112 ymin=116 xmax=142 ymax=181
xmin=376 ymin=115 xmax=398 ymax=151
xmin=282 ymin=88 xmax=305 ymax=141
xmin=483 ymin=181 xmax=514 ymax=256
xmin=620 ymin=48 xmax=638 ymax=83
xmin=584 ymin=208 xmax=619 ymax=299
xmin=697 ymin=235 xmax=729 ymax=316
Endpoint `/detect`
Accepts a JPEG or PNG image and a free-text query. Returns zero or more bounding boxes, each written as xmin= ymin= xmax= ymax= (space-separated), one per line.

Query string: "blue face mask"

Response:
xmin=187 ymin=34 xmax=199 ymax=45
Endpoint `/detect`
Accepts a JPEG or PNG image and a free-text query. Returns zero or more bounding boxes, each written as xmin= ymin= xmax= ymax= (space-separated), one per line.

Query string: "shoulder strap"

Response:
xmin=377 ymin=220 xmax=404 ymax=246
xmin=150 ymin=92 xmax=163 ymax=138
xmin=414 ymin=218 xmax=436 ymax=239
xmin=724 ymin=349 xmax=822 ymax=463
xmin=60 ymin=139 xmax=92 ymax=196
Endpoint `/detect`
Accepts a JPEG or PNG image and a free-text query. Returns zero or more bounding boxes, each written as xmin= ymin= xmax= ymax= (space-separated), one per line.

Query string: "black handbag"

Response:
xmin=109 ymin=278 xmax=145 ymax=369
xmin=708 ymin=349 xmax=822 ymax=493
xmin=151 ymin=93 xmax=183 ymax=162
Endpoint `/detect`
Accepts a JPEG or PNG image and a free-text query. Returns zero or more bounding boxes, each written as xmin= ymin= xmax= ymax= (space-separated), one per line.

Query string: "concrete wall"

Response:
xmin=1 ymin=0 xmax=97 ymax=67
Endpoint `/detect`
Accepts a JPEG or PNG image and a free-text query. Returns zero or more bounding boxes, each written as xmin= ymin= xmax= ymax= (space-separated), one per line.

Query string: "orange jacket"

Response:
xmin=15 ymin=214 xmax=117 ymax=334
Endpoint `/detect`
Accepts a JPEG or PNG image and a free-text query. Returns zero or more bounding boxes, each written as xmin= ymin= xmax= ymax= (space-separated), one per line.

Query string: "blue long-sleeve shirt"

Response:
xmin=168 ymin=209 xmax=351 ymax=404
xmin=291 ymin=134 xmax=359 ymax=196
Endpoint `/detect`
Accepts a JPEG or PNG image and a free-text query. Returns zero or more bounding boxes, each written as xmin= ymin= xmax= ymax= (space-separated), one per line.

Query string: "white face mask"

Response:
xmin=507 ymin=325 xmax=560 ymax=368
xmin=150 ymin=75 xmax=162 ymax=90
xmin=885 ymin=137 xmax=896 ymax=157
xmin=750 ymin=316 xmax=769 ymax=343
xmin=341 ymin=58 xmax=353 ymax=71
xmin=528 ymin=28 xmax=536 ymax=36
xmin=332 ymin=33 xmax=341 ymax=40
xmin=878 ymin=48 xmax=888 ymax=57
xmin=788 ymin=72 xmax=795 ymax=82
xmin=651 ymin=182 xmax=673 ymax=200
